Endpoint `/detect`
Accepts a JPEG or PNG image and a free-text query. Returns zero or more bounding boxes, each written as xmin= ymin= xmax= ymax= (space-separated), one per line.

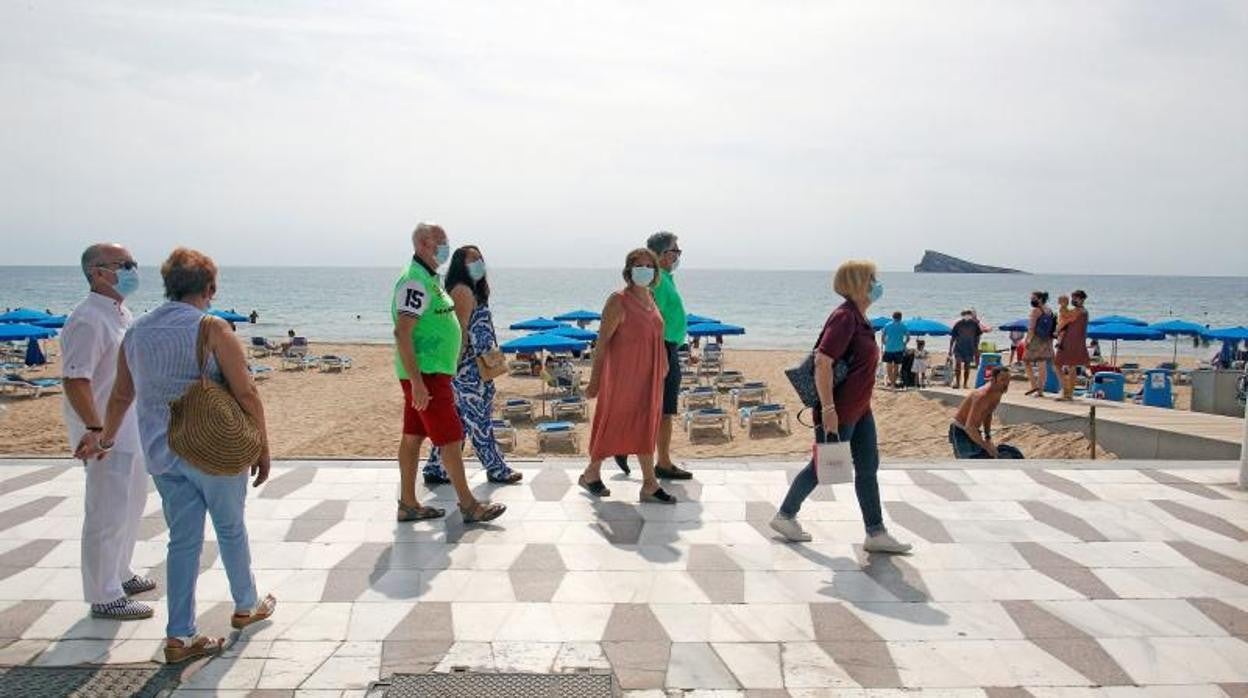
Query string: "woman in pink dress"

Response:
xmin=577 ymin=249 xmax=676 ymax=504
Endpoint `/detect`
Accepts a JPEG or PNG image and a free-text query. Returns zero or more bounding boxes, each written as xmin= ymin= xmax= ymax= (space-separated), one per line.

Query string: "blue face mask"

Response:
xmin=112 ymin=267 xmax=140 ymax=299
xmin=434 ymin=244 xmax=451 ymax=266
xmin=467 ymin=260 xmax=486 ymax=282
xmin=867 ymin=279 xmax=884 ymax=304
xmin=630 ymin=265 xmax=655 ymax=287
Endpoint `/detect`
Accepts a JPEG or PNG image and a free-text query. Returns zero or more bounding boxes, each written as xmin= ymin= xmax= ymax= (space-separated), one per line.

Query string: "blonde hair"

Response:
xmin=833 ymin=259 xmax=877 ymax=299
xmin=623 ymin=248 xmax=660 ymax=288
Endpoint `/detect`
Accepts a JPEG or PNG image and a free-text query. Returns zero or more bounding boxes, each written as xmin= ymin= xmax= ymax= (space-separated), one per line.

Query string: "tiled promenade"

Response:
xmin=1 ymin=458 xmax=1247 ymax=696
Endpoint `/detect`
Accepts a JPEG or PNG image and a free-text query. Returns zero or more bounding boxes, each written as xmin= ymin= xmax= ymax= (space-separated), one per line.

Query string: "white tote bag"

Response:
xmin=815 ymin=436 xmax=854 ymax=485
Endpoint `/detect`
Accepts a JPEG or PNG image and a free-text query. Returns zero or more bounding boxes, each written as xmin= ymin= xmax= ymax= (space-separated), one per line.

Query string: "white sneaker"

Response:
xmin=863 ymin=531 xmax=912 ymax=554
xmin=769 ymin=515 xmax=812 ymax=543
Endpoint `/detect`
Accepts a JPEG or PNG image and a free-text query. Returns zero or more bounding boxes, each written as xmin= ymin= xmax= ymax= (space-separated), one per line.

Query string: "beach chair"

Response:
xmin=500 ymin=398 xmax=535 ymax=422
xmin=730 ymin=381 xmax=769 ymax=409
xmin=680 ymin=369 xmax=700 ymax=389
xmin=507 ymin=359 xmax=532 ymax=377
xmin=247 ymin=364 xmax=273 ymax=381
xmin=681 ymin=385 xmax=718 ymax=411
xmin=551 ymin=396 xmax=589 ymax=421
xmin=712 ymin=370 xmax=745 ymax=392
xmin=0 ymin=373 xmax=61 ymax=398
xmin=1120 ymin=362 xmax=1143 ymax=383
xmin=683 ymin=407 xmax=732 ymax=441
xmin=740 ymin=403 xmax=792 ymax=437
xmin=536 ymin=421 xmax=578 ymax=452
xmin=491 ymin=419 xmax=517 ymax=452
xmin=280 ymin=338 xmax=320 ymax=370
xmin=249 ymin=336 xmax=279 ymax=358
xmin=318 ymin=355 xmax=353 ymax=372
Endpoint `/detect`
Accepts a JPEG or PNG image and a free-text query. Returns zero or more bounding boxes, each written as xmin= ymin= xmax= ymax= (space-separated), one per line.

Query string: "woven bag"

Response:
xmin=475 ymin=348 xmax=508 ymax=382
xmin=167 ymin=315 xmax=262 ymax=476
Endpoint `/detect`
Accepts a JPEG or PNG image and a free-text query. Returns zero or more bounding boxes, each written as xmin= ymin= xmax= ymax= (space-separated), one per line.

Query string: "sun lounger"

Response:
xmin=249 ymin=336 xmax=281 ymax=358
xmin=247 ymin=364 xmax=272 ymax=381
xmin=713 ymin=370 xmax=745 ymax=391
xmin=680 ymin=369 xmax=700 ymax=389
xmin=536 ymin=421 xmax=578 ymax=452
xmin=1120 ymin=362 xmax=1143 ymax=383
xmin=551 ymin=396 xmax=588 ymax=421
xmin=731 ymin=382 xmax=769 ymax=409
xmin=318 ymin=355 xmax=352 ymax=372
xmin=507 ymin=359 xmax=533 ymax=377
xmin=740 ymin=403 xmax=792 ymax=437
xmin=501 ymin=398 xmax=535 ymax=422
xmin=683 ymin=407 xmax=732 ymax=441
xmin=491 ymin=419 xmax=517 ymax=452
xmin=681 ymin=386 xmax=718 ymax=410
xmin=1 ymin=373 xmax=61 ymax=398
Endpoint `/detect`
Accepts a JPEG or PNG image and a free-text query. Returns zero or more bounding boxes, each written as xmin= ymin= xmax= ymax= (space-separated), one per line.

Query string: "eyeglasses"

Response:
xmin=94 ymin=261 xmax=138 ymax=271
xmin=666 ymin=248 xmax=683 ymax=257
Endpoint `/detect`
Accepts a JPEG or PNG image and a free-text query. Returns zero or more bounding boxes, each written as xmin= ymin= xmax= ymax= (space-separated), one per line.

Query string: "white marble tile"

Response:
xmin=901 ymin=543 xmax=1031 ymax=571
xmin=181 ymin=657 xmax=265 ymax=690
xmin=666 ymin=642 xmax=740 ymax=690
xmin=346 ymin=601 xmax=415 ymax=641
xmin=279 ymin=603 xmax=352 ymax=641
xmin=490 ymin=641 xmax=561 ymax=673
xmin=889 ymin=639 xmax=1088 ymax=688
xmin=435 ymin=641 xmax=495 ymax=672
xmin=1037 ymin=599 xmax=1230 ymax=638
xmin=1100 ymin=636 xmax=1248 ymax=684
xmin=851 ymin=602 xmax=1024 ymax=641
xmin=779 ymin=642 xmax=859 ymax=689
xmin=1094 ymin=567 xmax=1248 ymax=599
xmin=302 ymin=653 xmax=381 ymax=689
xmin=919 ymin=570 xmax=1085 ymax=602
xmin=711 ymin=642 xmax=783 ymax=689
xmin=1040 ymin=542 xmax=1193 ymax=568
xmin=256 ymin=640 xmax=340 ymax=689
xmin=0 ymin=639 xmax=51 ymax=665
xmin=552 ymin=642 xmax=610 ymax=671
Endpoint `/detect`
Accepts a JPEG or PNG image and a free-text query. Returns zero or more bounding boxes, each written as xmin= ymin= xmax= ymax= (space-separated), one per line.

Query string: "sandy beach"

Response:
xmin=0 ymin=343 xmax=1152 ymax=461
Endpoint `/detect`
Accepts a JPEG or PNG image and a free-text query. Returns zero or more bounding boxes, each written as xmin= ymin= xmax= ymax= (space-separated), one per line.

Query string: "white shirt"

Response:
xmin=60 ymin=292 xmax=141 ymax=455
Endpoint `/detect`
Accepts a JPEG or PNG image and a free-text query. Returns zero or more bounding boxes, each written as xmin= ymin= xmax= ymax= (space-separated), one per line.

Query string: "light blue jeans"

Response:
xmin=153 ymin=460 xmax=257 ymax=638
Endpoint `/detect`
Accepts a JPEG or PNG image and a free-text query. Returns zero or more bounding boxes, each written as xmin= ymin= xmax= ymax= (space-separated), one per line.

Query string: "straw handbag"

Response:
xmin=476 ymin=348 xmax=508 ymax=382
xmin=168 ymin=315 xmax=262 ymax=476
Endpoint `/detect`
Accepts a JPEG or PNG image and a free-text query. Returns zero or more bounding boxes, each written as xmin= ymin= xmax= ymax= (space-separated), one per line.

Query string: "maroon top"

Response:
xmin=816 ymin=299 xmax=880 ymax=425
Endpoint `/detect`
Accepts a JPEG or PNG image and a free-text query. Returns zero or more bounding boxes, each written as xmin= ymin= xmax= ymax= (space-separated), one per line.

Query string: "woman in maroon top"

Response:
xmin=1054 ymin=289 xmax=1090 ymax=401
xmin=770 ymin=260 xmax=912 ymax=554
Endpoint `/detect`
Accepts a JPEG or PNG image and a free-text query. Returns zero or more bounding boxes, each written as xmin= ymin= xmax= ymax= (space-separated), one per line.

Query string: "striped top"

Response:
xmin=123 ymin=301 xmax=222 ymax=476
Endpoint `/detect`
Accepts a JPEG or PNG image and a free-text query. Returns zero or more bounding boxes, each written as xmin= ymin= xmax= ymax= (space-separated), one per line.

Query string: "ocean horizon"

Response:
xmin=4 ymin=266 xmax=1245 ymax=357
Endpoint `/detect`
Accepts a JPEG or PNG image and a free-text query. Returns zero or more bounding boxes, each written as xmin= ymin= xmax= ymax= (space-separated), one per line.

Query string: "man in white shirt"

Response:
xmin=61 ymin=243 xmax=155 ymax=620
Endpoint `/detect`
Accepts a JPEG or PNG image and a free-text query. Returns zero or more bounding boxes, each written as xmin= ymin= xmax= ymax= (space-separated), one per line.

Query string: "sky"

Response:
xmin=1 ymin=1 xmax=1246 ymax=275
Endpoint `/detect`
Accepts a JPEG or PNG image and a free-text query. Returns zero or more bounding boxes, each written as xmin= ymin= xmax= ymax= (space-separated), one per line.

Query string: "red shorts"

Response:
xmin=399 ymin=374 xmax=464 ymax=446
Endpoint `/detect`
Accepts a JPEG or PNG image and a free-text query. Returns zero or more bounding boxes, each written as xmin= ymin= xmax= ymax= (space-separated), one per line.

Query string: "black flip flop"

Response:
xmin=613 ymin=455 xmax=631 ymax=475
xmin=578 ymin=475 xmax=611 ymax=497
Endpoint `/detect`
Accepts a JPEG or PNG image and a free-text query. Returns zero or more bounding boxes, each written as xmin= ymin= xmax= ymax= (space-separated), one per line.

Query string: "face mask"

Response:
xmin=434 ymin=244 xmax=451 ymax=266
xmin=867 ymin=280 xmax=884 ymax=304
xmin=630 ymin=265 xmax=655 ymax=287
xmin=1030 ymin=299 xmax=1040 ymax=308
xmin=1072 ymin=299 xmax=1083 ymax=308
xmin=467 ymin=260 xmax=486 ymax=282
xmin=112 ymin=267 xmax=140 ymax=299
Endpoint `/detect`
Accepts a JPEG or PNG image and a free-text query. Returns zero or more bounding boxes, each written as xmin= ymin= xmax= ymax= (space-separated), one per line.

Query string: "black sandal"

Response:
xmin=397 ymin=500 xmax=445 ymax=522
xmin=639 ymin=487 xmax=677 ymax=505
xmin=613 ymin=455 xmax=631 ymax=475
xmin=578 ymin=475 xmax=611 ymax=497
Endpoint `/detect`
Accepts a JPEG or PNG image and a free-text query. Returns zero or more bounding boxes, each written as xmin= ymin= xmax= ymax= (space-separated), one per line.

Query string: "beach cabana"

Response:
xmin=1086 ymin=322 xmax=1163 ymax=365
xmin=686 ymin=314 xmax=720 ymax=326
xmin=553 ymin=310 xmax=601 ymax=323
xmin=509 ymin=317 xmax=566 ymax=332
xmin=1149 ymin=319 xmax=1207 ymax=365
xmin=902 ymin=318 xmax=951 ymax=336
xmin=687 ymin=322 xmax=746 ymax=338
xmin=0 ymin=308 xmax=54 ymax=324
xmin=1090 ymin=315 xmax=1148 ymax=327
xmin=208 ymin=309 xmax=249 ymax=323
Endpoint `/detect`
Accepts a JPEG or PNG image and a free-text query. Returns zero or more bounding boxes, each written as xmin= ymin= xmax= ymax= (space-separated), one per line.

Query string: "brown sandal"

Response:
xmin=231 ymin=593 xmax=277 ymax=630
xmin=397 ymin=500 xmax=446 ymax=522
xmin=164 ymin=634 xmax=224 ymax=664
xmin=460 ymin=501 xmax=506 ymax=524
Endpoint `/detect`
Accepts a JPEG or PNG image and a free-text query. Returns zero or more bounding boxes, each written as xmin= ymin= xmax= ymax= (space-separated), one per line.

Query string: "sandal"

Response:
xmin=397 ymin=499 xmax=446 ymax=522
xmin=578 ymin=475 xmax=611 ymax=497
xmin=655 ymin=464 xmax=693 ymax=480
xmin=460 ymin=501 xmax=506 ymax=524
xmin=231 ymin=593 xmax=277 ymax=630
xmin=487 ymin=470 xmax=523 ymax=484
xmin=613 ymin=455 xmax=631 ymax=475
xmin=639 ymin=487 xmax=677 ymax=505
xmin=164 ymin=634 xmax=224 ymax=664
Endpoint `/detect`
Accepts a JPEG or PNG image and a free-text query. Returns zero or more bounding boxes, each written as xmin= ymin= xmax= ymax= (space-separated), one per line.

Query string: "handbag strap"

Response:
xmin=195 ymin=315 xmax=215 ymax=385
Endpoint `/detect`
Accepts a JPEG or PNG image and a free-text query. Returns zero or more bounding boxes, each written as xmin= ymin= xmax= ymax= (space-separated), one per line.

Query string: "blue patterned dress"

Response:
xmin=424 ymin=303 xmax=515 ymax=479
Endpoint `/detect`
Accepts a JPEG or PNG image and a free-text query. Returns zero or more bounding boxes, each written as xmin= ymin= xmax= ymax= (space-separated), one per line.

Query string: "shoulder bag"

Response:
xmin=476 ymin=348 xmax=508 ymax=382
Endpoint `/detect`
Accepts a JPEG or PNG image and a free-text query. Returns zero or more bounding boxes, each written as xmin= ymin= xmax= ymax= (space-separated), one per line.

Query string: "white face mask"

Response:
xmin=630 ymin=265 xmax=655 ymax=287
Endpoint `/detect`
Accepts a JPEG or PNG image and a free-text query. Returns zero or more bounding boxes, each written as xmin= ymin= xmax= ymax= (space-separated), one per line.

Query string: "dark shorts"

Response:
xmin=662 ymin=341 xmax=681 ymax=416
xmin=954 ymin=345 xmax=976 ymax=364
xmin=883 ymin=351 xmax=905 ymax=365
xmin=400 ymin=374 xmax=465 ymax=446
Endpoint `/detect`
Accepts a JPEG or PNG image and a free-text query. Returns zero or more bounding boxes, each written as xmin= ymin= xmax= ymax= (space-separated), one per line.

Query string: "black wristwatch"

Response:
xmin=86 ymin=426 xmax=103 ymax=433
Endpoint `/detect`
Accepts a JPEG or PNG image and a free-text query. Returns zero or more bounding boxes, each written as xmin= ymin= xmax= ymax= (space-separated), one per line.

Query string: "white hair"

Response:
xmin=411 ymin=222 xmax=443 ymax=248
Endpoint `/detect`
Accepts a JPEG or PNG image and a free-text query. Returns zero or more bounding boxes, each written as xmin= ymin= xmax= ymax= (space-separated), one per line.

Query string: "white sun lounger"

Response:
xmin=740 ymin=403 xmax=792 ymax=437
xmin=683 ymin=407 xmax=732 ymax=441
xmin=501 ymin=398 xmax=535 ymax=422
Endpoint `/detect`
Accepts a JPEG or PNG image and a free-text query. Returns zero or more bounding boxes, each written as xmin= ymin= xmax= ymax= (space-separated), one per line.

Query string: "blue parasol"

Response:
xmin=500 ymin=333 xmax=588 ymax=353
xmin=553 ymin=310 xmax=601 ymax=323
xmin=1204 ymin=326 xmax=1248 ymax=342
xmin=33 ymin=316 xmax=67 ymax=329
xmin=1150 ymin=319 xmax=1209 ymax=364
xmin=546 ymin=325 xmax=598 ymax=341
xmin=870 ymin=316 xmax=891 ymax=331
xmin=509 ymin=317 xmax=566 ymax=331
xmin=687 ymin=322 xmax=746 ymax=338
xmin=903 ymin=318 xmax=952 ymax=336
xmin=0 ymin=323 xmax=57 ymax=341
xmin=1090 ymin=315 xmax=1148 ymax=327
xmin=1086 ymin=323 xmax=1163 ymax=366
xmin=0 ymin=308 xmax=54 ymax=324
xmin=998 ymin=318 xmax=1030 ymax=333
xmin=208 ymin=309 xmax=249 ymax=323
xmin=686 ymin=314 xmax=720 ymax=326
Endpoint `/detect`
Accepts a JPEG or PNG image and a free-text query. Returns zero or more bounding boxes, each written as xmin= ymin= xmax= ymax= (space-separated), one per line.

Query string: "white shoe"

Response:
xmin=770 ymin=515 xmax=812 ymax=543
xmin=863 ymin=531 xmax=912 ymax=554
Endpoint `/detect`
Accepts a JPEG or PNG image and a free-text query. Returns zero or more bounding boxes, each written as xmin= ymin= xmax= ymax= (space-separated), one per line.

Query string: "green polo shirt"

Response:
xmin=392 ymin=258 xmax=461 ymax=377
xmin=652 ymin=268 xmax=687 ymax=344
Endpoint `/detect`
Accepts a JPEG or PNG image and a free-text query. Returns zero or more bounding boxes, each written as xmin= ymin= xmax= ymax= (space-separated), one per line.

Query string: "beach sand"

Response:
xmin=2 ymin=344 xmax=1144 ymax=461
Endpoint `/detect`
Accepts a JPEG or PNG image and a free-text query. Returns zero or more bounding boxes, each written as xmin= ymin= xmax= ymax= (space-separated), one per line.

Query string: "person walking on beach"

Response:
xmin=949 ymin=365 xmax=1021 ymax=458
xmin=1054 ymin=290 xmax=1090 ymax=401
xmin=77 ymin=248 xmax=276 ymax=663
xmin=949 ymin=309 xmax=982 ymax=389
xmin=881 ymin=311 xmax=909 ymax=389
xmin=613 ymin=231 xmax=693 ymax=480
xmin=423 ymin=246 xmax=522 ymax=485
xmin=769 ymin=260 xmax=911 ymax=554
xmin=578 ymin=249 xmax=676 ymax=504
xmin=393 ymin=223 xmax=505 ymax=524
xmin=61 ymin=243 xmax=155 ymax=621
xmin=1023 ymin=291 xmax=1056 ymax=397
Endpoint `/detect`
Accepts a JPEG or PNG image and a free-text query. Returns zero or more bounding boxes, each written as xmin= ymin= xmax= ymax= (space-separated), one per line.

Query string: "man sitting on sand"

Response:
xmin=948 ymin=365 xmax=1021 ymax=459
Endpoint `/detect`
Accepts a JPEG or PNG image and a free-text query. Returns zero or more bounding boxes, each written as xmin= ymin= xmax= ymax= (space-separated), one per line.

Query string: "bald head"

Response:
xmin=80 ymin=243 xmax=135 ymax=298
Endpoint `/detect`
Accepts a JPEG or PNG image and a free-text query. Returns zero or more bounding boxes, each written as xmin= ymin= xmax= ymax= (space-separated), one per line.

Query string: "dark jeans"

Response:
xmin=778 ymin=411 xmax=884 ymax=535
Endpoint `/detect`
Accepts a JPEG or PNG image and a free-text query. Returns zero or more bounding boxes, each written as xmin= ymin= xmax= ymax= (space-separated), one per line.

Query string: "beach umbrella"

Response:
xmin=902 ymin=318 xmax=951 ymax=336
xmin=687 ymin=322 xmax=746 ymax=338
xmin=208 ymin=309 xmax=249 ymax=323
xmin=870 ymin=316 xmax=891 ymax=331
xmin=1150 ymin=319 xmax=1208 ymax=364
xmin=500 ymin=333 xmax=588 ymax=354
xmin=0 ymin=323 xmax=57 ymax=341
xmin=0 ymin=308 xmax=54 ymax=324
xmin=1090 ymin=315 xmax=1148 ymax=326
xmin=546 ymin=325 xmax=598 ymax=341
xmin=553 ymin=310 xmax=601 ymax=323
xmin=1203 ymin=326 xmax=1248 ymax=342
xmin=33 ymin=315 xmax=67 ymax=329
xmin=1086 ymin=322 xmax=1163 ymax=366
xmin=24 ymin=338 xmax=46 ymax=367
xmin=509 ymin=317 xmax=566 ymax=331
xmin=686 ymin=314 xmax=720 ymax=326
xmin=998 ymin=318 xmax=1030 ymax=333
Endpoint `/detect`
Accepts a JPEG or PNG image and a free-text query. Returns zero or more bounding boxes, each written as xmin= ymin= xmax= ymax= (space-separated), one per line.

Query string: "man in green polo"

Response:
xmin=392 ymin=222 xmax=505 ymax=524
xmin=614 ymin=230 xmax=694 ymax=480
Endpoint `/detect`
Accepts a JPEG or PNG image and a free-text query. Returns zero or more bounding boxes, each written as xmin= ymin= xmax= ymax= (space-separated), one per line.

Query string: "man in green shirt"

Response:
xmin=392 ymin=223 xmax=505 ymax=525
xmin=614 ymin=231 xmax=694 ymax=480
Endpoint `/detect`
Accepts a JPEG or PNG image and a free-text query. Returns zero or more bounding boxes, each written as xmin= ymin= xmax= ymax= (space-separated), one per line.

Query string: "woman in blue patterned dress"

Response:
xmin=423 ymin=246 xmax=522 ymax=484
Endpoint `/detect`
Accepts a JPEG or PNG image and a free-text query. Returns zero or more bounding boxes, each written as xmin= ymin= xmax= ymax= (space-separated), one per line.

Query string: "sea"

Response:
xmin=3 ymin=267 xmax=1245 ymax=358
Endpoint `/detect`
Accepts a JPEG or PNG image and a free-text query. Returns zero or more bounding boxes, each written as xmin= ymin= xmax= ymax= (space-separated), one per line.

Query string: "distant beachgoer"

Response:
xmin=769 ymin=259 xmax=911 ymax=554
xmin=949 ymin=309 xmax=982 ymax=389
xmin=279 ymin=329 xmax=296 ymax=353
xmin=912 ymin=339 xmax=930 ymax=388
xmin=1024 ymin=291 xmax=1056 ymax=397
xmin=424 ymin=246 xmax=522 ymax=485
xmin=78 ymin=247 xmax=276 ymax=664
xmin=949 ymin=365 xmax=1021 ymax=458
xmin=392 ymin=222 xmax=505 ymax=524
xmin=1090 ymin=339 xmax=1103 ymax=363
xmin=881 ymin=311 xmax=909 ymax=389
xmin=61 ymin=243 xmax=154 ymax=622
xmin=1054 ymin=290 xmax=1090 ymax=401
xmin=248 ymin=310 xmax=258 ymax=324
xmin=577 ymin=248 xmax=675 ymax=504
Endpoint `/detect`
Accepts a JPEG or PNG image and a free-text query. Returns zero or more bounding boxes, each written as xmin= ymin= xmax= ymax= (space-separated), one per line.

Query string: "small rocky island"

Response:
xmin=914 ymin=250 xmax=1026 ymax=274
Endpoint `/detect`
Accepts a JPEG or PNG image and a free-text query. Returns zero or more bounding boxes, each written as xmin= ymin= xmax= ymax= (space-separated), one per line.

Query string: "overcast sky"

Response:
xmin=1 ymin=1 xmax=1245 ymax=274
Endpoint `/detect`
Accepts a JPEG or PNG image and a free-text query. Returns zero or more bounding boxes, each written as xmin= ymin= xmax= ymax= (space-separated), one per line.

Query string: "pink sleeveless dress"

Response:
xmin=588 ymin=290 xmax=667 ymax=460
